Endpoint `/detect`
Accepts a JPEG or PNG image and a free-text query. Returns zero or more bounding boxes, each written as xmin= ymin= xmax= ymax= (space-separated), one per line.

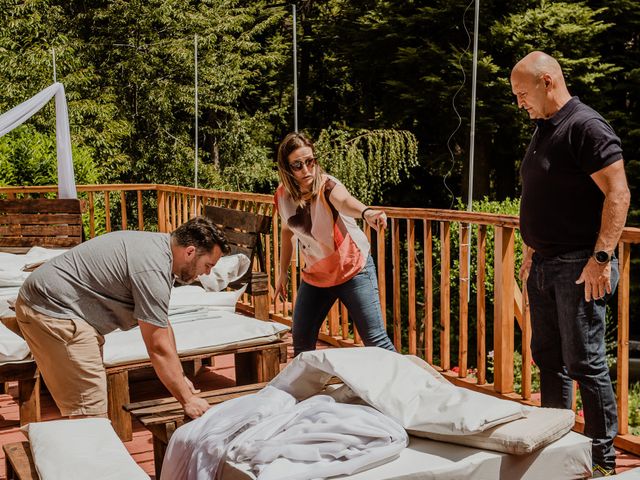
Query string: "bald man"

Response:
xmin=512 ymin=51 xmax=630 ymax=477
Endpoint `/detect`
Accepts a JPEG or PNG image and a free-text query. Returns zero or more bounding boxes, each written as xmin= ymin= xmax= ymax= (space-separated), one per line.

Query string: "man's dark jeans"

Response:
xmin=527 ymin=249 xmax=619 ymax=470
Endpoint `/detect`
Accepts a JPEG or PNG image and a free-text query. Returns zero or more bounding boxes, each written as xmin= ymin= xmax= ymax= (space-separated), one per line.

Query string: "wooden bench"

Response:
xmin=107 ymin=341 xmax=287 ymax=442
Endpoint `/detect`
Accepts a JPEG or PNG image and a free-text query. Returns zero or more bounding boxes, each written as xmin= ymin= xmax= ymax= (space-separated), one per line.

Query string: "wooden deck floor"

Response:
xmin=1 ymin=335 xmax=639 ymax=479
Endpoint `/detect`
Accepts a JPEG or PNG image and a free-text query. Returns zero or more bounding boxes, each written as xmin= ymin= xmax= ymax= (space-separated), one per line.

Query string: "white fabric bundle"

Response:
xmin=226 ymin=395 xmax=408 ymax=480
xmin=270 ymin=347 xmax=528 ymax=435
xmin=161 ymin=386 xmax=296 ymax=480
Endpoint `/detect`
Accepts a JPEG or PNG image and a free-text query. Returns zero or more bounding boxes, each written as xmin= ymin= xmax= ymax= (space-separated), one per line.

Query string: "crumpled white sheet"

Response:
xmin=0 ymin=321 xmax=30 ymax=363
xmin=226 ymin=395 xmax=408 ymax=480
xmin=161 ymin=386 xmax=296 ymax=480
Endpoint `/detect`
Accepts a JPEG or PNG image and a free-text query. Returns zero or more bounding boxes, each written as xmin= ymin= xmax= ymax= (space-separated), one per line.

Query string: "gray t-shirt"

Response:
xmin=19 ymin=230 xmax=174 ymax=335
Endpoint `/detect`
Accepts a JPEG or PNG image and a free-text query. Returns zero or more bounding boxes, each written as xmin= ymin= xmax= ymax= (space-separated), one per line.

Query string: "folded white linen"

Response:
xmin=0 ymin=246 xmax=67 ymax=272
xmin=198 ymin=254 xmax=251 ymax=292
xmin=103 ymin=310 xmax=289 ymax=366
xmin=270 ymin=347 xmax=528 ymax=435
xmin=0 ymin=321 xmax=30 ymax=363
xmin=0 ymin=286 xmax=20 ymax=317
xmin=169 ymin=284 xmax=246 ymax=310
xmin=0 ymin=270 xmax=30 ymax=287
xmin=161 ymin=385 xmax=296 ymax=480
xmin=226 ymin=395 xmax=408 ymax=480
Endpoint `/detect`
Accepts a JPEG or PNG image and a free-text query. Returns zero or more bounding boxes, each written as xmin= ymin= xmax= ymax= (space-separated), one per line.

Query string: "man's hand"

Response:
xmin=183 ymin=395 xmax=210 ymax=419
xmin=575 ymin=257 xmax=611 ymax=302
xmin=519 ymin=246 xmax=533 ymax=282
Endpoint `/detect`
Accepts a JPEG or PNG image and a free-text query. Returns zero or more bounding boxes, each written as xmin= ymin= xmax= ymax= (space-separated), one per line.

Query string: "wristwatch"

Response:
xmin=593 ymin=250 xmax=612 ymax=265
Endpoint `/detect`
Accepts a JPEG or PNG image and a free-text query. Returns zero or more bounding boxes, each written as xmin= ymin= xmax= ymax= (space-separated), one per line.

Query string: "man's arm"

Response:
xmin=576 ymin=160 xmax=630 ymax=301
xmin=138 ymin=320 xmax=210 ymax=418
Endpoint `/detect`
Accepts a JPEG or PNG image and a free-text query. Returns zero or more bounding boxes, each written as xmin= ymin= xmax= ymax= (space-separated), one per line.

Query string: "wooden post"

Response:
xmin=392 ymin=218 xmax=401 ymax=351
xmin=407 ymin=219 xmax=417 ymax=355
xmin=493 ymin=226 xmax=515 ymax=394
xmin=476 ymin=225 xmax=486 ymax=384
xmin=107 ymin=371 xmax=132 ymax=441
xmin=617 ymin=240 xmax=630 ymax=435
xmin=424 ymin=220 xmax=433 ymax=364
xmin=440 ymin=221 xmax=451 ymax=371
xmin=458 ymin=223 xmax=470 ymax=377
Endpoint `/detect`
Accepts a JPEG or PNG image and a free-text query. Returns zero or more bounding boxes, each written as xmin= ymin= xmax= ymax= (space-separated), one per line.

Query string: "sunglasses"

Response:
xmin=289 ymin=156 xmax=317 ymax=172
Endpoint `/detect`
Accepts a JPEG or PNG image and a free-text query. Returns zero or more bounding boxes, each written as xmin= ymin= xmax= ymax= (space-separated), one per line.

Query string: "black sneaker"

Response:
xmin=592 ymin=464 xmax=616 ymax=477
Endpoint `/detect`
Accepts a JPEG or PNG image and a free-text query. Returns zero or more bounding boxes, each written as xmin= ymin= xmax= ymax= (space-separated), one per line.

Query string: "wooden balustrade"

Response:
xmin=2 ymin=183 xmax=640 ymax=454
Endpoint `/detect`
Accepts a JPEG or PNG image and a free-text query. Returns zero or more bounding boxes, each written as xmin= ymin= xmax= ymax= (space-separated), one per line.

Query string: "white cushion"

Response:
xmin=22 ymin=418 xmax=149 ymax=480
xmin=412 ymin=406 xmax=575 ymax=454
xmin=270 ymin=347 xmax=528 ymax=435
xmin=198 ymin=254 xmax=251 ymax=291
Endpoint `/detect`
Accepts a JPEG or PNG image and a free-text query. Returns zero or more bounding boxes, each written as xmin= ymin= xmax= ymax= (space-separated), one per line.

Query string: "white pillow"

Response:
xmin=198 ymin=254 xmax=251 ymax=291
xmin=411 ymin=406 xmax=576 ymax=454
xmin=22 ymin=418 xmax=149 ymax=480
xmin=270 ymin=347 xmax=528 ymax=435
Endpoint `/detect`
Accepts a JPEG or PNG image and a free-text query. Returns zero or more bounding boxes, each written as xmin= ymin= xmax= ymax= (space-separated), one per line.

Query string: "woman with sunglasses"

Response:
xmin=274 ymin=132 xmax=396 ymax=356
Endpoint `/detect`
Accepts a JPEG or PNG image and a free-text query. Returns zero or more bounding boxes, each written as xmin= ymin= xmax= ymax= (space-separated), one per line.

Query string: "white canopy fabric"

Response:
xmin=0 ymin=82 xmax=77 ymax=198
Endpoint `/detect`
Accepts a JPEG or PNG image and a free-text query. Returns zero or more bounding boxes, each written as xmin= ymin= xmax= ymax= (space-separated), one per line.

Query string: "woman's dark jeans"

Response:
xmin=292 ymin=255 xmax=396 ymax=356
xmin=528 ymin=249 xmax=619 ymax=470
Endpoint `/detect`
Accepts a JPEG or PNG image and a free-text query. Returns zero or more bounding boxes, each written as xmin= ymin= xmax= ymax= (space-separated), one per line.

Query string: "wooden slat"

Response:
xmin=521 ymin=273 xmax=532 ymax=400
xmin=204 ymin=205 xmax=271 ymax=234
xmin=137 ymin=190 xmax=144 ymax=231
xmin=104 ymin=191 xmax=111 ymax=232
xmin=407 ymin=219 xmax=416 ymax=355
xmin=476 ymin=225 xmax=486 ymax=384
xmin=424 ymin=220 xmax=433 ymax=363
xmin=458 ymin=223 xmax=470 ymax=377
xmin=440 ymin=221 xmax=450 ymax=370
xmin=493 ymin=226 xmax=515 ymax=394
xmin=0 ymin=213 xmax=81 ymax=225
xmin=0 ymin=236 xmax=80 ymax=247
xmin=617 ymin=240 xmax=630 ymax=434
xmin=88 ymin=191 xmax=96 ymax=238
xmin=341 ymin=303 xmax=349 ymax=340
xmin=0 ymin=198 xmax=80 ymax=213
xmin=392 ymin=218 xmax=401 ymax=351
xmin=120 ymin=190 xmax=127 ymax=230
xmin=0 ymin=225 xmax=81 ymax=236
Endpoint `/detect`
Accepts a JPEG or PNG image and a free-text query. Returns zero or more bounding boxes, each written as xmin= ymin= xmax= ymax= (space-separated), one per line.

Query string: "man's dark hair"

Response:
xmin=171 ymin=216 xmax=230 ymax=255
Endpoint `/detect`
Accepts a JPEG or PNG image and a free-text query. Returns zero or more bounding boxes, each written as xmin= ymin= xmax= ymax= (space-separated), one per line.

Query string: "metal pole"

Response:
xmin=467 ymin=0 xmax=479 ymax=213
xmin=194 ymin=34 xmax=199 ymax=189
xmin=466 ymin=0 xmax=480 ymax=300
xmin=292 ymin=3 xmax=298 ymax=132
xmin=52 ymin=48 xmax=57 ymax=82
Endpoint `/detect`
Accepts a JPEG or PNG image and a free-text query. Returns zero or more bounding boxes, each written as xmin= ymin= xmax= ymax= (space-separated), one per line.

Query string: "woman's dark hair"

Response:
xmin=171 ymin=216 xmax=230 ymax=255
xmin=276 ymin=132 xmax=323 ymax=204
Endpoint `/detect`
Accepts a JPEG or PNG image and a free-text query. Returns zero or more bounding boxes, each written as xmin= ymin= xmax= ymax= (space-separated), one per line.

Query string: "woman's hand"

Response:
xmin=274 ymin=276 xmax=289 ymax=304
xmin=364 ymin=209 xmax=387 ymax=232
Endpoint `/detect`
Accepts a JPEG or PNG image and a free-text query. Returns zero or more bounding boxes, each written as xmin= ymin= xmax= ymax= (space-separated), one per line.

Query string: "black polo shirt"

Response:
xmin=519 ymin=97 xmax=623 ymax=257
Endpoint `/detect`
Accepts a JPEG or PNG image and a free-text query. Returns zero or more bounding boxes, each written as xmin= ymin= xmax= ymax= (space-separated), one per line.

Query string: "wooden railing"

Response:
xmin=2 ymin=183 xmax=639 ymax=454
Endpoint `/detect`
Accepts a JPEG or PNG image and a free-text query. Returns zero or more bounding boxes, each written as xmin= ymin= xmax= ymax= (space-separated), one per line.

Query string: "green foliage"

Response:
xmin=315 ymin=127 xmax=418 ymax=205
xmin=0 ymin=124 xmax=99 ymax=187
xmin=630 ymin=382 xmax=640 ymax=435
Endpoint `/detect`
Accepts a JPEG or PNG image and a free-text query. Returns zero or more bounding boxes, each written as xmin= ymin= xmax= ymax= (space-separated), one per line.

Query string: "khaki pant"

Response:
xmin=15 ymin=296 xmax=107 ymax=416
